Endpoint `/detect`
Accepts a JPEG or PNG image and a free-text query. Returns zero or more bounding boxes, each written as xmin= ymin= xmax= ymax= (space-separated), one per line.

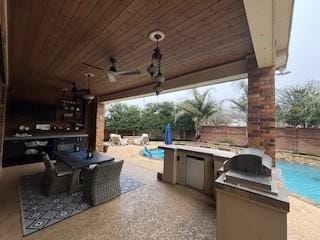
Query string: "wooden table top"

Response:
xmin=53 ymin=150 xmax=114 ymax=169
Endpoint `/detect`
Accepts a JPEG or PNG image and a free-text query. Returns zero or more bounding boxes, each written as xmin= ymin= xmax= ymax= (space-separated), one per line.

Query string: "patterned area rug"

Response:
xmin=19 ymin=173 xmax=144 ymax=236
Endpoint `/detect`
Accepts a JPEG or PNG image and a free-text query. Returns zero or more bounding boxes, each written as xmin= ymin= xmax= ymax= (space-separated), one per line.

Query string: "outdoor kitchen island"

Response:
xmin=159 ymin=145 xmax=290 ymax=240
xmin=158 ymin=144 xmax=235 ymax=198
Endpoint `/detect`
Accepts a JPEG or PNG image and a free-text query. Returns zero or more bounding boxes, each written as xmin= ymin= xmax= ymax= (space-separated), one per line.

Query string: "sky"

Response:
xmin=111 ymin=0 xmax=320 ymax=108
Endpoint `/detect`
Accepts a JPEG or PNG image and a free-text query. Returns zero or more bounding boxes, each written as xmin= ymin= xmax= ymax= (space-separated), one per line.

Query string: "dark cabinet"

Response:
xmin=3 ymin=136 xmax=88 ymax=167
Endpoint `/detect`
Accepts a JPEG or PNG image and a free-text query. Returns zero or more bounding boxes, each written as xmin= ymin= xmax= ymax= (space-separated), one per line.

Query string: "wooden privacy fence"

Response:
xmin=200 ymin=126 xmax=320 ymax=156
xmin=104 ymin=129 xmax=194 ymax=141
xmin=105 ymin=126 xmax=320 ymax=156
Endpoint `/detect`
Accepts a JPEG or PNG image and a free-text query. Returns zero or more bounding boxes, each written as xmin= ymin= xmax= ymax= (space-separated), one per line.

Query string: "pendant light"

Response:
xmin=147 ymin=30 xmax=165 ymax=95
xmin=83 ymin=72 xmax=95 ymax=102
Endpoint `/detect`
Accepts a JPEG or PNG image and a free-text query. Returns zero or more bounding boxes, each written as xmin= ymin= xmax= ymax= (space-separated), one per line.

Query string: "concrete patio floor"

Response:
xmin=1 ymin=142 xmax=320 ymax=239
xmin=108 ymin=143 xmax=320 ymax=240
xmin=0 ymin=146 xmax=215 ymax=240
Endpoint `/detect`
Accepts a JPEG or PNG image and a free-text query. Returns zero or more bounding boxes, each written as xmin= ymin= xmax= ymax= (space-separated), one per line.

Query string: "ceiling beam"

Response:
xmin=243 ymin=0 xmax=294 ymax=69
xmin=243 ymin=0 xmax=274 ymax=68
xmin=99 ymin=59 xmax=248 ymax=102
xmin=274 ymin=0 xmax=294 ymax=69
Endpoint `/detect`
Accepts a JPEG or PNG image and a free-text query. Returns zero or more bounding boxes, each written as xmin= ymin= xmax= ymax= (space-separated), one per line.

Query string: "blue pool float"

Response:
xmin=143 ymin=146 xmax=152 ymax=157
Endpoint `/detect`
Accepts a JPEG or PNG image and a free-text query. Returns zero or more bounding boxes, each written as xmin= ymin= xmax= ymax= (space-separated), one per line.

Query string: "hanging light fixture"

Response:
xmin=153 ymin=82 xmax=162 ymax=96
xmin=147 ymin=30 xmax=165 ymax=95
xmin=83 ymin=72 xmax=95 ymax=102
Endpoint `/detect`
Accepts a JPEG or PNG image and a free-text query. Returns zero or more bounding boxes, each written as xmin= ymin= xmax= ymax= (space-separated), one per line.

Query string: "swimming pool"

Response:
xmin=276 ymin=160 xmax=320 ymax=203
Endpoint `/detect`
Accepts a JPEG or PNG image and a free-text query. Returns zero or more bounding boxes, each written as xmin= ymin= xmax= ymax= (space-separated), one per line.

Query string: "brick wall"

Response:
xmin=247 ymin=56 xmax=276 ymax=161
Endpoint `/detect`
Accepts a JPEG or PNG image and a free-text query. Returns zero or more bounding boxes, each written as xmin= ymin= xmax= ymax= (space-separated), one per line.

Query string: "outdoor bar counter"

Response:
xmin=159 ymin=144 xmax=235 ymax=197
xmin=4 ymin=132 xmax=88 ymax=141
xmin=3 ymin=133 xmax=88 ymax=167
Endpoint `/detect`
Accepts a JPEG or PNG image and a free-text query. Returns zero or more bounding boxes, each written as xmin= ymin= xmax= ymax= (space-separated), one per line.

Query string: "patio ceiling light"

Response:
xmin=147 ymin=30 xmax=165 ymax=96
xmin=83 ymin=73 xmax=95 ymax=102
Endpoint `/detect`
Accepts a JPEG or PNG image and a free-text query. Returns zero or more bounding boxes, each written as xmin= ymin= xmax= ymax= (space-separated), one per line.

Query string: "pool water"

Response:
xmin=276 ymin=160 xmax=320 ymax=203
xmin=143 ymin=148 xmax=164 ymax=160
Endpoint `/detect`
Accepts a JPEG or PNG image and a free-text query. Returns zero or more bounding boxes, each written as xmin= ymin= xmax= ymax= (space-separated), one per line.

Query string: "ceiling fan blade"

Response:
xmin=82 ymin=62 xmax=105 ymax=71
xmin=107 ymin=72 xmax=117 ymax=83
xmin=114 ymin=69 xmax=141 ymax=76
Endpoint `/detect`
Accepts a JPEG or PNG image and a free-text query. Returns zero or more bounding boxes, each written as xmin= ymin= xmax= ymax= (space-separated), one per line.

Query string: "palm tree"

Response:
xmin=227 ymin=80 xmax=248 ymax=146
xmin=175 ymin=89 xmax=218 ymax=141
xmin=228 ymin=80 xmax=248 ymax=115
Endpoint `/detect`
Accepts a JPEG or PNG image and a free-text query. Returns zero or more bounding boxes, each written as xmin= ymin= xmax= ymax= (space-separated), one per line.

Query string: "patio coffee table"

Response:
xmin=53 ymin=150 xmax=114 ymax=193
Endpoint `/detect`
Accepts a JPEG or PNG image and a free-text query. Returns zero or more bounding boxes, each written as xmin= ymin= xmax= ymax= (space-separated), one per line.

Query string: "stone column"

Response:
xmin=247 ymin=56 xmax=276 ymax=163
xmin=86 ymin=98 xmax=105 ymax=152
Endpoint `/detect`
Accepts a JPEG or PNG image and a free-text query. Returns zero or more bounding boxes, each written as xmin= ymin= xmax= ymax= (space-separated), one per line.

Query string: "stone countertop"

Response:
xmin=158 ymin=144 xmax=236 ymax=159
xmin=4 ymin=132 xmax=89 ymax=141
xmin=215 ymin=168 xmax=290 ymax=212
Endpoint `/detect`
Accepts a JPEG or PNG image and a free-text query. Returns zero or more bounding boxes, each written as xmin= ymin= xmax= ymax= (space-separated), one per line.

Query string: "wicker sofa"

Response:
xmin=83 ymin=160 xmax=123 ymax=206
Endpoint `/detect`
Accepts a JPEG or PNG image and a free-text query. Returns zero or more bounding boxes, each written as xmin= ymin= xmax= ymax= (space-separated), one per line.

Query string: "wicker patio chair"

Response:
xmin=41 ymin=152 xmax=73 ymax=195
xmin=83 ymin=160 xmax=124 ymax=206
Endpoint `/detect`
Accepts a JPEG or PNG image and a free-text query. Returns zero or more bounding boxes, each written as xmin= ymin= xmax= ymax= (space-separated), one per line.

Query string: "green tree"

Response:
xmin=140 ymin=102 xmax=175 ymax=130
xmin=106 ymin=103 xmax=141 ymax=133
xmin=277 ymin=81 xmax=320 ymax=128
xmin=175 ymin=89 xmax=218 ymax=140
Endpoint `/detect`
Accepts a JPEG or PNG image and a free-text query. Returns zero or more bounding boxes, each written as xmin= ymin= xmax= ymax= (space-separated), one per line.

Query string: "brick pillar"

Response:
xmin=86 ymin=99 xmax=105 ymax=152
xmin=95 ymin=101 xmax=105 ymax=152
xmin=247 ymin=56 xmax=276 ymax=163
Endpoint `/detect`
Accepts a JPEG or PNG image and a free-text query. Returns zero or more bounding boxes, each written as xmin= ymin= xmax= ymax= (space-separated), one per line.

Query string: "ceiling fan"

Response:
xmin=51 ymin=81 xmax=87 ymax=97
xmin=82 ymin=58 xmax=141 ymax=83
xmin=50 ymin=76 xmax=95 ymax=101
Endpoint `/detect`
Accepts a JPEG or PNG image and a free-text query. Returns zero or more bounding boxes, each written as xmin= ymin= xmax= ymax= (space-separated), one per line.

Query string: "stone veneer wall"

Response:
xmin=247 ymin=56 xmax=276 ymax=161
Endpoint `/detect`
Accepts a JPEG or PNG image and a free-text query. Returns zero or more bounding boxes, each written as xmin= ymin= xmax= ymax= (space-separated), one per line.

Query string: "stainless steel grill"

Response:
xmin=223 ymin=148 xmax=277 ymax=194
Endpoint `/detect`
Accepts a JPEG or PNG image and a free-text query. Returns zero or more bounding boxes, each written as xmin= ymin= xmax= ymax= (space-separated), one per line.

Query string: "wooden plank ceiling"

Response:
xmin=7 ymin=0 xmax=253 ymax=102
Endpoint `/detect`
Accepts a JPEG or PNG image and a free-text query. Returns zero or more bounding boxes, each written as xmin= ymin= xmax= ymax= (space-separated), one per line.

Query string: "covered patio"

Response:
xmin=2 ymin=144 xmax=320 ymax=240
xmin=0 ymin=0 xmax=295 ymax=239
xmin=1 ymin=158 xmax=217 ymax=239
